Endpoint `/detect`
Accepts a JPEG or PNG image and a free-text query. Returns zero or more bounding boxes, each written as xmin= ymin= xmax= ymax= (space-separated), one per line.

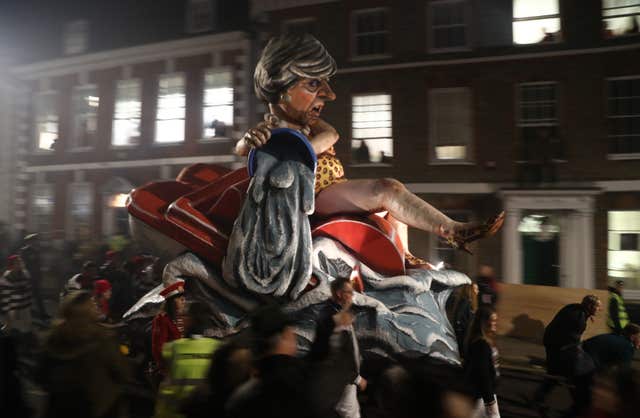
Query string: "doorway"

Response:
xmin=519 ymin=213 xmax=560 ymax=286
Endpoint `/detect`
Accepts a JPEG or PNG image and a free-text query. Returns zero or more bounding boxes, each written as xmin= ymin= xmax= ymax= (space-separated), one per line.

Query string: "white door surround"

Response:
xmin=500 ymin=189 xmax=600 ymax=289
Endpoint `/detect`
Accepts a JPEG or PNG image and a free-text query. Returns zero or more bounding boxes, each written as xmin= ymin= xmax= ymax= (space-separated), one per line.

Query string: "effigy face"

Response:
xmin=275 ymin=78 xmax=335 ymax=128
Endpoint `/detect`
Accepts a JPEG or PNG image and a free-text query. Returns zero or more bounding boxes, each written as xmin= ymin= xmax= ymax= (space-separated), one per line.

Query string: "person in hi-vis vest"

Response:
xmin=607 ymin=280 xmax=629 ymax=335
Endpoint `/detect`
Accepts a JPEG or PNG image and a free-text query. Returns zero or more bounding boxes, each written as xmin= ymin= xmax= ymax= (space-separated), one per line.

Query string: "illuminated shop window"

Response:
xmin=351 ymin=94 xmax=393 ymax=164
xmin=602 ymin=0 xmax=640 ymax=38
xmin=155 ymin=74 xmax=185 ymax=144
xmin=608 ymin=211 xmax=640 ymax=290
xmin=112 ymin=79 xmax=141 ymax=147
xmin=202 ymin=70 xmax=233 ymax=139
xmin=512 ymin=0 xmax=561 ymax=44
xmin=429 ymin=88 xmax=473 ymax=162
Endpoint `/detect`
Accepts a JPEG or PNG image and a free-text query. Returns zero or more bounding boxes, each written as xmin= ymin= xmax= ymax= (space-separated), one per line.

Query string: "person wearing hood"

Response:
xmin=36 ymin=291 xmax=131 ymax=418
xmin=607 ymin=280 xmax=629 ymax=335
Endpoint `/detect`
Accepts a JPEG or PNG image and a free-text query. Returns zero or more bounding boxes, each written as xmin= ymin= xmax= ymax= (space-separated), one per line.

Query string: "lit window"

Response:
xmin=68 ymin=183 xmax=93 ymax=238
xmin=608 ymin=211 xmax=640 ymax=290
xmin=282 ymin=18 xmax=316 ymax=36
xmin=512 ymin=0 xmax=561 ymax=44
xmin=429 ymin=0 xmax=469 ymax=51
xmin=352 ymin=9 xmax=390 ymax=58
xmin=112 ymin=80 xmax=141 ymax=147
xmin=203 ymin=70 xmax=233 ymax=139
xmin=31 ymin=184 xmax=54 ymax=233
xmin=71 ymin=85 xmax=99 ymax=149
xmin=186 ymin=0 xmax=213 ymax=34
xmin=429 ymin=88 xmax=472 ymax=162
xmin=63 ymin=20 xmax=89 ymax=55
xmin=351 ymin=94 xmax=393 ymax=164
xmin=607 ymin=77 xmax=640 ymax=155
xmin=602 ymin=1 xmax=640 ymax=38
xmin=34 ymin=92 xmax=58 ymax=151
xmin=155 ymin=75 xmax=185 ymax=144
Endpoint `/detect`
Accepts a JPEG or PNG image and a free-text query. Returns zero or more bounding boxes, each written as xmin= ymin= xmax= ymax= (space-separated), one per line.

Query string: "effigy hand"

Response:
xmin=242 ymin=121 xmax=272 ymax=148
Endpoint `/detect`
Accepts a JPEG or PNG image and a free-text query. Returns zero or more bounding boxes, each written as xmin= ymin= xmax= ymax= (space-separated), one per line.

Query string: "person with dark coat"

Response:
xmin=100 ymin=251 xmax=135 ymax=321
xmin=533 ymin=295 xmax=602 ymax=416
xmin=0 ymin=325 xmax=31 ymax=417
xmin=583 ymin=323 xmax=640 ymax=371
xmin=37 ymin=291 xmax=131 ymax=418
xmin=20 ymin=234 xmax=50 ymax=320
xmin=446 ymin=283 xmax=479 ymax=356
xmin=309 ymin=277 xmax=366 ymax=418
xmin=226 ymin=304 xmax=337 ymax=418
xmin=464 ymin=306 xmax=500 ymax=418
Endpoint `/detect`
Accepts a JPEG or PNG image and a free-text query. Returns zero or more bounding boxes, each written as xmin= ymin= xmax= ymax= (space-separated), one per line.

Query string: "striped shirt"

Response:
xmin=0 ymin=269 xmax=33 ymax=314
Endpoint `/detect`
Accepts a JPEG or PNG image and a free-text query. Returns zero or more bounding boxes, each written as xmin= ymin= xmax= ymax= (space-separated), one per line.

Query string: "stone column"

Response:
xmin=502 ymin=208 xmax=522 ymax=284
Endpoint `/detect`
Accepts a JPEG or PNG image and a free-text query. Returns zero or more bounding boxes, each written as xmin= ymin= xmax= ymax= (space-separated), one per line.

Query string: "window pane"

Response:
xmin=353 ymin=9 xmax=389 ymax=56
xmin=513 ymin=18 xmax=561 ymax=44
xmin=607 ymin=78 xmax=640 ymax=154
xmin=351 ymin=94 xmax=393 ymax=163
xmin=69 ymin=184 xmax=93 ymax=236
xmin=429 ymin=89 xmax=472 ymax=161
xmin=35 ymin=93 xmax=58 ymax=151
xmin=155 ymin=75 xmax=185 ymax=143
xmin=113 ymin=80 xmax=141 ymax=146
xmin=203 ymin=70 xmax=234 ymax=138
xmin=513 ymin=0 xmax=559 ymax=19
xmin=72 ymin=86 xmax=99 ymax=148
xmin=32 ymin=185 xmax=54 ymax=232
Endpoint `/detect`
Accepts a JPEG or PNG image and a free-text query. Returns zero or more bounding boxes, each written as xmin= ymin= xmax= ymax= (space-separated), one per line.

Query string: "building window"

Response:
xmin=63 ymin=20 xmax=89 ymax=55
xmin=68 ymin=183 xmax=93 ymax=239
xmin=608 ymin=211 xmax=640 ymax=290
xmin=155 ymin=74 xmax=185 ymax=144
xmin=517 ymin=82 xmax=564 ymax=165
xmin=351 ymin=94 xmax=393 ymax=164
xmin=71 ymin=85 xmax=99 ymax=150
xmin=186 ymin=0 xmax=213 ymax=33
xmin=429 ymin=0 xmax=469 ymax=51
xmin=512 ymin=0 xmax=561 ymax=44
xmin=203 ymin=70 xmax=233 ymax=139
xmin=34 ymin=92 xmax=58 ymax=151
xmin=602 ymin=1 xmax=640 ymax=38
xmin=352 ymin=9 xmax=390 ymax=58
xmin=112 ymin=80 xmax=141 ymax=147
xmin=31 ymin=184 xmax=54 ymax=233
xmin=607 ymin=77 xmax=640 ymax=156
xmin=429 ymin=88 xmax=473 ymax=162
xmin=282 ymin=17 xmax=316 ymax=36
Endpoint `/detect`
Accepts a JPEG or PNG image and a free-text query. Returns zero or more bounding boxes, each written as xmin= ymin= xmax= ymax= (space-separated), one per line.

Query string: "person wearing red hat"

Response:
xmin=93 ymin=279 xmax=112 ymax=322
xmin=152 ymin=281 xmax=186 ymax=377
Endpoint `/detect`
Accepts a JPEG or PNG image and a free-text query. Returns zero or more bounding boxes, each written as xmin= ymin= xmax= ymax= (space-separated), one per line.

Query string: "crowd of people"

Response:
xmin=1 ymin=232 xmax=639 ymax=418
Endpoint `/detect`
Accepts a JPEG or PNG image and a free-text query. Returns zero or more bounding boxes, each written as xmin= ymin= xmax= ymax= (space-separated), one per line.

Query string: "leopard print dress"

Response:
xmin=314 ymin=145 xmax=347 ymax=195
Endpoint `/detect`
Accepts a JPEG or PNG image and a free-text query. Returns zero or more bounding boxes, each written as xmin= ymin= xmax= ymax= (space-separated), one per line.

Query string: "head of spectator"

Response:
xmin=465 ymin=305 xmax=498 ymax=350
xmin=6 ymin=254 xmax=21 ymax=271
xmin=622 ymin=323 xmax=640 ymax=349
xmin=94 ymin=279 xmax=112 ymax=301
xmin=614 ymin=279 xmax=624 ymax=294
xmin=104 ymin=250 xmax=121 ymax=266
xmin=250 ymin=304 xmax=297 ymax=359
xmin=582 ymin=294 xmax=602 ymax=319
xmin=59 ymin=291 xmax=100 ymax=324
xmin=160 ymin=281 xmax=186 ymax=321
xmin=184 ymin=301 xmax=211 ymax=337
xmin=330 ymin=276 xmax=354 ymax=309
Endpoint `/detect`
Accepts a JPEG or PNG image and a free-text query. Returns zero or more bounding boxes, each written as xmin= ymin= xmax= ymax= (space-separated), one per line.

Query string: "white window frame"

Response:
xmin=111 ymin=79 xmax=142 ymax=148
xmin=351 ymin=8 xmax=391 ymax=61
xmin=186 ymin=0 xmax=214 ymax=34
xmin=155 ymin=73 xmax=186 ymax=145
xmin=428 ymin=87 xmax=474 ymax=165
xmin=516 ymin=81 xmax=560 ymax=163
xmin=30 ymin=183 xmax=54 ymax=233
xmin=428 ymin=0 xmax=471 ymax=53
xmin=201 ymin=68 xmax=234 ymax=141
xmin=282 ymin=17 xmax=317 ymax=35
xmin=33 ymin=91 xmax=58 ymax=154
xmin=606 ymin=75 xmax=640 ymax=160
xmin=63 ymin=19 xmax=89 ymax=55
xmin=66 ymin=182 xmax=94 ymax=240
xmin=350 ymin=92 xmax=394 ymax=166
xmin=70 ymin=84 xmax=99 ymax=151
xmin=512 ymin=0 xmax=562 ymax=45
xmin=607 ymin=210 xmax=640 ymax=299
xmin=602 ymin=0 xmax=640 ymax=39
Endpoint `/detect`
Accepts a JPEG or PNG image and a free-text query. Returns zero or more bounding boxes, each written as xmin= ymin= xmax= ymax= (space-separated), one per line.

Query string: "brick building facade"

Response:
xmin=252 ymin=0 xmax=640 ymax=296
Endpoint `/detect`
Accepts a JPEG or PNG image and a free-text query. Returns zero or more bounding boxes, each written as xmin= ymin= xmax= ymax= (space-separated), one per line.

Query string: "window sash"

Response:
xmin=156 ymin=75 xmax=185 ymax=143
xmin=429 ymin=88 xmax=472 ymax=161
xmin=35 ymin=93 xmax=58 ymax=151
xmin=351 ymin=94 xmax=393 ymax=162
xmin=518 ymin=83 xmax=558 ymax=126
xmin=186 ymin=0 xmax=213 ymax=33
xmin=353 ymin=9 xmax=389 ymax=57
xmin=607 ymin=78 xmax=640 ymax=154
xmin=71 ymin=86 xmax=99 ymax=149
xmin=113 ymin=80 xmax=141 ymax=146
